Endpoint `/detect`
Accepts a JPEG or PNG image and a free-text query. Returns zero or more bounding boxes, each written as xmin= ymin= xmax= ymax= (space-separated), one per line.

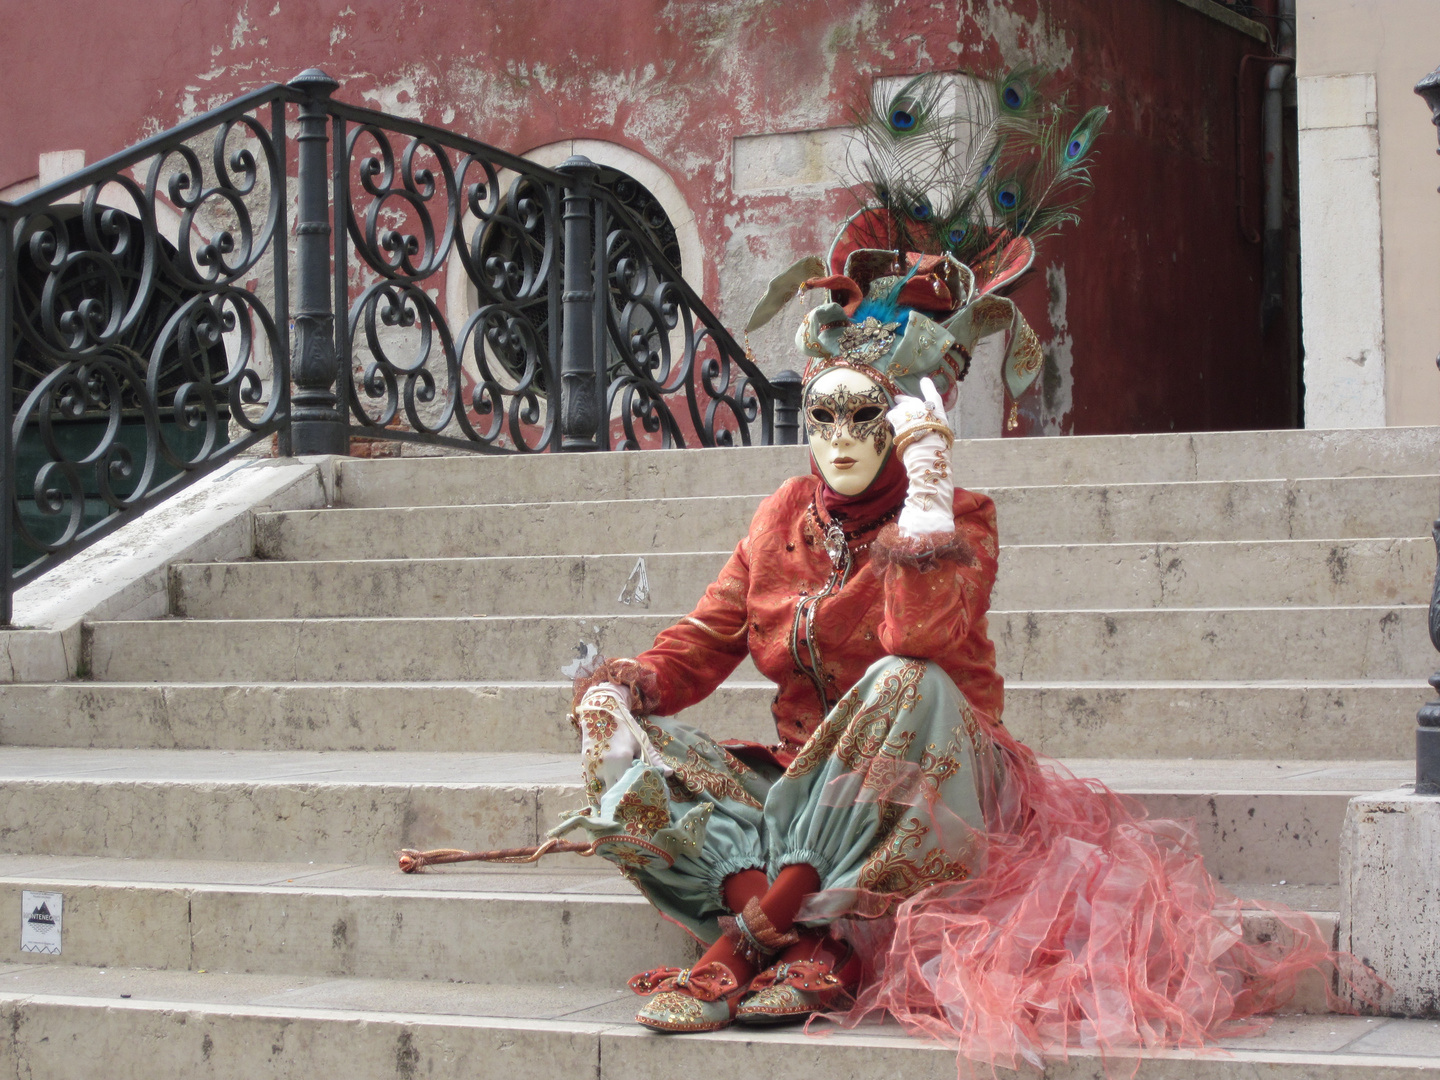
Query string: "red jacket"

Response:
xmin=627 ymin=475 xmax=1004 ymax=754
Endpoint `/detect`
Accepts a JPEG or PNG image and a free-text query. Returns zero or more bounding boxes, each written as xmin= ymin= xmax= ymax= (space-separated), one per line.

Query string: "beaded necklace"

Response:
xmin=789 ymin=497 xmax=903 ymax=712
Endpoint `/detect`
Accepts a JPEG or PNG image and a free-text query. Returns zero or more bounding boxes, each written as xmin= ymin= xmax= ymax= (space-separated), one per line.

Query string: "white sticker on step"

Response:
xmin=21 ymin=891 xmax=62 ymax=955
xmin=618 ymin=557 xmax=651 ymax=608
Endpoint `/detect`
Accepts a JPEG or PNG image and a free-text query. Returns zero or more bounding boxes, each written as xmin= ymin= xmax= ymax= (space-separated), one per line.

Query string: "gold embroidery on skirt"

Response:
xmin=784 ymin=659 xmax=932 ymax=780
xmin=665 ymin=746 xmax=764 ymax=810
xmin=638 ymin=717 xmax=676 ymax=752
xmin=856 ymin=815 xmax=971 ymax=895
xmin=614 ymin=771 xmax=672 ymax=837
xmin=920 ymin=738 xmax=965 ymax=786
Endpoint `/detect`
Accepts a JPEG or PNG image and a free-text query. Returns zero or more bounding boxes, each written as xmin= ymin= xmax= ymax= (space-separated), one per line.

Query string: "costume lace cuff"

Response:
xmin=869 ymin=522 xmax=975 ymax=572
xmin=570 ymin=656 xmax=661 ymax=716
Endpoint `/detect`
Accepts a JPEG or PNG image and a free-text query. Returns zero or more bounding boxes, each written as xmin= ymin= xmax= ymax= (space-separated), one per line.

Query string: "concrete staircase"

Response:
xmin=2 ymin=427 xmax=1440 ymax=1078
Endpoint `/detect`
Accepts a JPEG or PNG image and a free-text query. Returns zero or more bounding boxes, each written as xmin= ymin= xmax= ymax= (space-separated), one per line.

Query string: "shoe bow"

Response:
xmin=748 ymin=959 xmax=842 ymax=993
xmin=627 ymin=961 xmax=740 ymax=1001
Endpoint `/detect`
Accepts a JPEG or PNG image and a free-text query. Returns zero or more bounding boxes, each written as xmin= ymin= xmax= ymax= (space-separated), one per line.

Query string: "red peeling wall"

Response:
xmin=0 ymin=0 xmax=1293 ymax=436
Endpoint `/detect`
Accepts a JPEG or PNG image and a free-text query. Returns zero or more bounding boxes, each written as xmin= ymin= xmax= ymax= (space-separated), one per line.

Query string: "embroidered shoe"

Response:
xmin=630 ymin=961 xmax=746 ymax=1033
xmin=734 ymin=946 xmax=860 ymax=1026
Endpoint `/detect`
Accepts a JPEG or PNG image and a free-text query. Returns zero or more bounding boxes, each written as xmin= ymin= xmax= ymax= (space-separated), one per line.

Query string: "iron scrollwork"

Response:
xmin=595 ymin=188 xmax=770 ymax=450
xmin=3 ymin=88 xmax=292 ymax=611
xmin=334 ymin=110 xmax=562 ymax=452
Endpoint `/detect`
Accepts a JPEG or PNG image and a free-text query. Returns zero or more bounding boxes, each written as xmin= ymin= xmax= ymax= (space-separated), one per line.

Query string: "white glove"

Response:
xmin=886 ymin=377 xmax=955 ymax=539
xmin=575 ymin=682 xmax=673 ymax=805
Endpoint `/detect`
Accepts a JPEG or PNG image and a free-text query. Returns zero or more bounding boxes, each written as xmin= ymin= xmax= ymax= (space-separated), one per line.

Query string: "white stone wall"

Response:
xmin=1298 ymin=72 xmax=1386 ymax=428
xmin=1297 ymin=0 xmax=1440 ymax=427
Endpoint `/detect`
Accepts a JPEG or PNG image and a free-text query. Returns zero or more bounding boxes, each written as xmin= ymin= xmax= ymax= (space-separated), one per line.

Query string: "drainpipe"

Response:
xmin=1261 ymin=0 xmax=1296 ymax=332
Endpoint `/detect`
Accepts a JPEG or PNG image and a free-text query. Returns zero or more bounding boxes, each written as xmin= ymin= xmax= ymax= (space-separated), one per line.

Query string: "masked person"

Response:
xmin=551 ymin=252 xmax=1354 ymax=1066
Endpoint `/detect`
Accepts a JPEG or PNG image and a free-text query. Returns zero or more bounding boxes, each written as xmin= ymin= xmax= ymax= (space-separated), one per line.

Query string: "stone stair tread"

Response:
xmin=84 ymin=606 xmax=1434 ymax=684
xmin=5 ymin=679 xmax=1421 ymax=762
xmin=0 ymin=852 xmax=638 ymax=896
xmin=105 ymin=603 xmax=1431 ymax=620
xmin=6 ymin=676 xmax=1428 ymax=688
xmin=255 ymin=474 xmax=1440 ymax=560
xmin=0 ymin=852 xmax=1341 ymax=910
xmin=328 ymin=428 xmax=1440 ymax=505
xmin=273 ymin=472 xmax=1440 ymax=508
xmin=91 ymin=604 xmax=1431 ymax=630
xmin=0 ymin=746 xmax=1408 ymax=793
xmin=209 ymin=536 xmax=1434 ymax=567
xmin=0 ymin=963 xmax=634 ymax=1021
xmin=173 ymin=536 xmax=1434 ymax=617
xmin=1 ymin=964 xmax=1436 ymax=1073
xmin=0 ymin=851 xmax=1336 ymax=999
xmin=0 ymin=746 xmax=577 ymax=785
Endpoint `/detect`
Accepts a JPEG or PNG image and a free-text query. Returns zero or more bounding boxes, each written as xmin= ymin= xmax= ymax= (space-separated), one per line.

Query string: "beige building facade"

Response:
xmin=1298 ymin=0 xmax=1440 ymax=427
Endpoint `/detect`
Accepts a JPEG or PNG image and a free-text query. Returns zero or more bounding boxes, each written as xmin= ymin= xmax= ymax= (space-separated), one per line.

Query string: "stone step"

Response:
xmin=0 ymin=855 xmax=678 ymax=988
xmin=0 ymin=747 xmax=579 ymax=864
xmin=0 ymin=748 xmax=1410 ymax=882
xmin=1 ymin=680 xmax=1425 ymax=761
xmin=86 ymin=606 xmax=1432 ymax=683
xmin=255 ymin=475 xmax=1440 ymax=561
xmin=3 ymin=966 xmax=1433 ymax=1079
xmin=0 ymin=854 xmax=1335 ymax=993
xmin=992 ymin=604 xmax=1430 ymax=681
xmin=328 ymin=426 xmax=1440 ymax=508
xmin=174 ymin=536 xmax=1432 ymax=620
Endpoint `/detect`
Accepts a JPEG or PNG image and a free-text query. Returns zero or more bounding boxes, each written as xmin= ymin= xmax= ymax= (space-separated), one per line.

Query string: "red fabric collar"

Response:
xmin=810 ymin=448 xmax=908 ymax=531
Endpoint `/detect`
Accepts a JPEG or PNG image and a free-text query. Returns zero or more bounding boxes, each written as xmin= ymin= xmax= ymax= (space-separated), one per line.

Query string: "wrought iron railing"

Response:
xmin=589 ymin=180 xmax=797 ymax=450
xmin=1 ymin=68 xmax=801 ymax=624
xmin=1 ymin=83 xmax=297 ymax=625
xmin=324 ymin=84 xmax=566 ymax=454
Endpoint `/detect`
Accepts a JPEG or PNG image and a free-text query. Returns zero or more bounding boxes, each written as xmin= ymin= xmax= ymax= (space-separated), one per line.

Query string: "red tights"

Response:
xmin=695 ymin=864 xmax=821 ymax=981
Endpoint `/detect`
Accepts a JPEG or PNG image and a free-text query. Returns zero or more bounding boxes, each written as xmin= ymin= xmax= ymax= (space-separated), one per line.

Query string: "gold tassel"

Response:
xmin=1006 ymin=400 xmax=1019 ymax=431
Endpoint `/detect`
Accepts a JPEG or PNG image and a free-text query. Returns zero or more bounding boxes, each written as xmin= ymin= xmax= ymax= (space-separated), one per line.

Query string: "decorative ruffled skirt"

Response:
xmin=551 ymin=654 xmax=1364 ymax=1070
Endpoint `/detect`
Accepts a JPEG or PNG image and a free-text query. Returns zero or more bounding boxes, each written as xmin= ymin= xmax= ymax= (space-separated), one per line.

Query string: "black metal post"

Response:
xmin=270 ymin=98 xmax=294 ymax=459
xmin=771 ymin=368 xmax=803 ymax=446
xmin=288 ymin=68 xmax=346 ymax=457
xmin=1420 ymin=522 xmax=1440 ymax=794
xmin=557 ymin=155 xmax=601 ymax=452
xmin=1 ymin=216 xmax=13 ymax=627
xmin=1414 ymin=64 xmax=1440 ymax=794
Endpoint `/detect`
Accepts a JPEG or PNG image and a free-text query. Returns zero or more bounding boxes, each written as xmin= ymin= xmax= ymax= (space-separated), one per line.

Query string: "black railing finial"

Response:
xmin=289 ymin=68 xmax=340 ymax=97
xmin=772 ymin=369 xmax=803 ymax=446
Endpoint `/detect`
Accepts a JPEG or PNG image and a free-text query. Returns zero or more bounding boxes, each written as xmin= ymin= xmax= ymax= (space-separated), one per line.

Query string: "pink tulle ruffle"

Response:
xmin=824 ymin=722 xmax=1382 ymax=1076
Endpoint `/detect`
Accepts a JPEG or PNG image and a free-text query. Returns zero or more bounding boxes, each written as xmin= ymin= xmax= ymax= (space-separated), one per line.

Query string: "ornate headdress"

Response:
xmin=746 ymin=68 xmax=1106 ymax=425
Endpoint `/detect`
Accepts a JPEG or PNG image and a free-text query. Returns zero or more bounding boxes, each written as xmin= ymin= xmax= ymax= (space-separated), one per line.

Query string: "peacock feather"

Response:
xmin=846 ymin=68 xmax=1108 ymax=290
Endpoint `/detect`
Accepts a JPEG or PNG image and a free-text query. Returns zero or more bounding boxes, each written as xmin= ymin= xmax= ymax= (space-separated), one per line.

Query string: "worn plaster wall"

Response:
xmin=1297 ymin=72 xmax=1385 ymax=427
xmin=1297 ymin=0 xmax=1440 ymax=428
xmin=0 ymin=0 xmax=1289 ymax=436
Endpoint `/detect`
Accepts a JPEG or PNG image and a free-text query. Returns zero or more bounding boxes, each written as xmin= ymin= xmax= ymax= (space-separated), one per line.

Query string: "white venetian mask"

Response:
xmin=804 ymin=366 xmax=893 ymax=497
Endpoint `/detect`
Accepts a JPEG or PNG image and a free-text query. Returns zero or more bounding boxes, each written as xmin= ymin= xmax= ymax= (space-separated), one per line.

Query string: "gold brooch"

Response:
xmin=837 ymin=316 xmax=899 ymax=363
